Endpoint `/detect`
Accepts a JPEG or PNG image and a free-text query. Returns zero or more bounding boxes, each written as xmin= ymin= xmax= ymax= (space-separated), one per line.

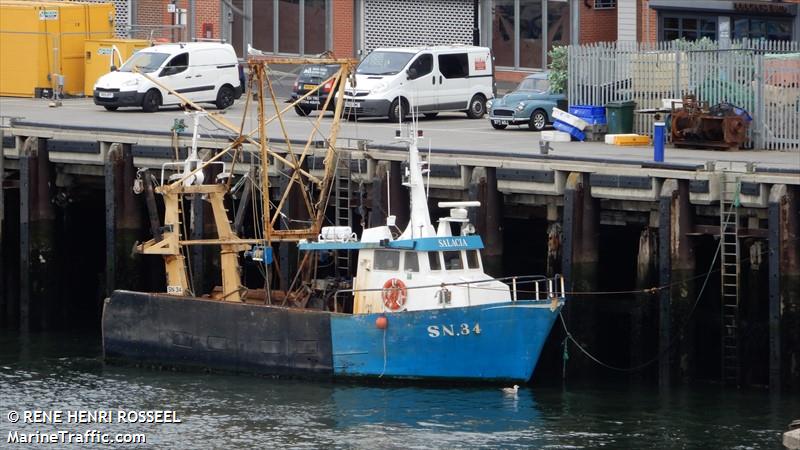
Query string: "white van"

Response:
xmin=343 ymin=46 xmax=494 ymax=121
xmin=93 ymin=42 xmax=243 ymax=112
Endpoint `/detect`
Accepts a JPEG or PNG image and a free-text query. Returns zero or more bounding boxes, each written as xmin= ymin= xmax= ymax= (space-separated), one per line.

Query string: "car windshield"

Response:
xmin=119 ymin=52 xmax=169 ymax=73
xmin=357 ymin=51 xmax=415 ymax=75
xmin=517 ymin=77 xmax=550 ymax=93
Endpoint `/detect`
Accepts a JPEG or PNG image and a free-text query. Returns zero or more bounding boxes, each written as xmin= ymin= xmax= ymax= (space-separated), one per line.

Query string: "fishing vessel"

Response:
xmin=102 ymin=54 xmax=565 ymax=382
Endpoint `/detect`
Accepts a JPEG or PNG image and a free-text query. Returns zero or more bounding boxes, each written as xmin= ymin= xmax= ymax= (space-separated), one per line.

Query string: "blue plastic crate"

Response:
xmin=553 ymin=120 xmax=586 ymax=141
xmin=568 ymin=105 xmax=607 ymax=125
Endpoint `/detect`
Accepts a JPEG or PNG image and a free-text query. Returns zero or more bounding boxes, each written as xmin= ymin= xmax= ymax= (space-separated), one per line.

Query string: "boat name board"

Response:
xmin=427 ymin=323 xmax=482 ymax=338
xmin=392 ymin=236 xmax=484 ymax=251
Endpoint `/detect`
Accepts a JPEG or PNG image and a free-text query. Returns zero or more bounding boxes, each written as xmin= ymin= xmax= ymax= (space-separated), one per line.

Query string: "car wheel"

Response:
xmin=294 ymin=105 xmax=312 ymax=116
xmin=491 ymin=120 xmax=508 ymax=130
xmin=104 ymin=106 xmax=118 ymax=111
xmin=423 ymin=112 xmax=438 ymax=119
xmin=141 ymin=89 xmax=161 ymax=113
xmin=388 ymin=98 xmax=408 ymax=123
xmin=528 ymin=109 xmax=547 ymax=131
xmin=466 ymin=94 xmax=486 ymax=119
xmin=215 ymin=85 xmax=235 ymax=110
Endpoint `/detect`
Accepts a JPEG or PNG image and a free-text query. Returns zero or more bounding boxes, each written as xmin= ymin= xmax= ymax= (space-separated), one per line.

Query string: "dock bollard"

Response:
xmin=653 ymin=122 xmax=665 ymax=162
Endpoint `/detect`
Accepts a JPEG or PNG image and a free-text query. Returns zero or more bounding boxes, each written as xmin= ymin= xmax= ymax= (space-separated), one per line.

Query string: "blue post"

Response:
xmin=654 ymin=122 xmax=665 ymax=162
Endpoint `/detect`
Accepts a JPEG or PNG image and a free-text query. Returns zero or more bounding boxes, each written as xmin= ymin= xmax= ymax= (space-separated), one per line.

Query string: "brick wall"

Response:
xmin=638 ymin=0 xmax=657 ymax=43
xmin=579 ymin=3 xmax=618 ymax=44
xmin=133 ymin=0 xmax=220 ymax=41
xmin=331 ymin=0 xmax=354 ymax=57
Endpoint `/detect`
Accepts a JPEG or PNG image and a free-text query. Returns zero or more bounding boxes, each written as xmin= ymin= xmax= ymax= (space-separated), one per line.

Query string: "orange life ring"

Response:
xmin=381 ymin=278 xmax=407 ymax=311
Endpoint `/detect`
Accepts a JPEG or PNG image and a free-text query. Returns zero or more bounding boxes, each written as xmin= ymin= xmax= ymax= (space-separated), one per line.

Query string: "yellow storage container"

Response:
xmin=84 ymin=39 xmax=150 ymax=95
xmin=613 ymin=135 xmax=652 ymax=146
xmin=0 ymin=0 xmax=115 ymax=97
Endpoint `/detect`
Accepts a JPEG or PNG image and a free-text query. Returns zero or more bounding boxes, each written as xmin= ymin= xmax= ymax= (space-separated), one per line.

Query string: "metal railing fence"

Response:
xmin=567 ymin=39 xmax=800 ymax=150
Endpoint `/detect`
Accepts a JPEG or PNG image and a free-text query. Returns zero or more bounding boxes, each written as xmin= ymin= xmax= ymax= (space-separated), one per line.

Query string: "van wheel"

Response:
xmin=215 ymin=85 xmax=235 ymax=110
xmin=388 ymin=98 xmax=408 ymax=123
xmin=294 ymin=105 xmax=312 ymax=116
xmin=528 ymin=109 xmax=547 ymax=131
xmin=491 ymin=120 xmax=507 ymax=130
xmin=104 ymin=106 xmax=118 ymax=111
xmin=142 ymin=89 xmax=161 ymax=113
xmin=466 ymin=94 xmax=486 ymax=119
xmin=423 ymin=112 xmax=438 ymax=119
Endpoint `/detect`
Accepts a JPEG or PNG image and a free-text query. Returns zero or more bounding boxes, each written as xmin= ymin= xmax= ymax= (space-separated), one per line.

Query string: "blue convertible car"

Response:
xmin=487 ymin=72 xmax=566 ymax=131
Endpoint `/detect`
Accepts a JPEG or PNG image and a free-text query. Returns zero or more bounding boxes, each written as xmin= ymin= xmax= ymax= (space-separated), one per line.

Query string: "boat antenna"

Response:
xmin=386 ymin=167 xmax=391 ymax=219
xmin=426 ymin=139 xmax=431 ymax=197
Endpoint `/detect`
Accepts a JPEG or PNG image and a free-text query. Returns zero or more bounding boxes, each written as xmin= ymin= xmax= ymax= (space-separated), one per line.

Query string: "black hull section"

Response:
xmin=102 ymin=290 xmax=334 ymax=376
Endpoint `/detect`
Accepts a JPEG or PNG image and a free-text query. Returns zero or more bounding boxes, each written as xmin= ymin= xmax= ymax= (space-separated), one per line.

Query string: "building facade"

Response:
xmin=129 ymin=0 xmax=800 ymax=80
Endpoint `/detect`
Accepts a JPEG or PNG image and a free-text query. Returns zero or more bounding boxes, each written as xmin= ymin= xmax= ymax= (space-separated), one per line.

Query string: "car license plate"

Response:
xmin=98 ymin=92 xmax=114 ymax=98
xmin=303 ymin=84 xmax=318 ymax=91
xmin=302 ymin=98 xmax=320 ymax=105
xmin=497 ymin=120 xmax=508 ymax=125
xmin=344 ymin=101 xmax=360 ymax=108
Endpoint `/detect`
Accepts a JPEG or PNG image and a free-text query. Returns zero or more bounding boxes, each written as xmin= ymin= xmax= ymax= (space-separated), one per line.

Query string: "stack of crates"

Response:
xmin=551 ymin=107 xmax=587 ymax=141
xmin=568 ymin=105 xmax=608 ymax=142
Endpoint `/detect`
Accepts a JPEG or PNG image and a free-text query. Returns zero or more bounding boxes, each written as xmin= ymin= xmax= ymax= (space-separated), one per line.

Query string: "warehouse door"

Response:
xmin=363 ymin=0 xmax=473 ymax=51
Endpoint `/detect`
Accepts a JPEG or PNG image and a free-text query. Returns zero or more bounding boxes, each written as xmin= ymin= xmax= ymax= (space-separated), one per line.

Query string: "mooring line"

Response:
xmin=557 ymin=215 xmax=725 ymax=373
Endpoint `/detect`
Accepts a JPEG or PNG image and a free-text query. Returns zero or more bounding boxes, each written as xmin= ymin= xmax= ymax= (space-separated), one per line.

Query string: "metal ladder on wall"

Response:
xmin=719 ymin=171 xmax=741 ymax=386
xmin=334 ymin=150 xmax=352 ymax=279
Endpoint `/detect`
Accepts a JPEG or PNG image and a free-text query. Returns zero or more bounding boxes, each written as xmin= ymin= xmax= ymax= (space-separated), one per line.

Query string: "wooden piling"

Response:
xmin=19 ymin=137 xmax=56 ymax=331
xmin=468 ymin=167 xmax=504 ymax=277
xmin=369 ymin=161 xmax=390 ymax=227
xmin=105 ymin=143 xmax=141 ymax=296
xmin=561 ymin=172 xmax=600 ymax=374
xmin=658 ymin=179 xmax=697 ymax=388
xmin=768 ymin=184 xmax=800 ymax=392
xmin=632 ymin=227 xmax=657 ymax=379
xmin=0 ymin=127 xmax=5 ymax=325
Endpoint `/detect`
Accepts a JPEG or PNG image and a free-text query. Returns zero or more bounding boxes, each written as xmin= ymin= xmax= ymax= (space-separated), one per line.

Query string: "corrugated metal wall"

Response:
xmin=363 ymin=0 xmax=473 ymax=51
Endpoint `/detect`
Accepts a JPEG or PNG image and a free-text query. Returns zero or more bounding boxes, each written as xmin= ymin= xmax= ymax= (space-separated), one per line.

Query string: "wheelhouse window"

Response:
xmin=428 ymin=252 xmax=442 ymax=271
xmin=374 ymin=250 xmax=400 ymax=271
xmin=443 ymin=251 xmax=464 ymax=271
xmin=466 ymin=250 xmax=481 ymax=269
xmin=404 ymin=252 xmax=419 ymax=272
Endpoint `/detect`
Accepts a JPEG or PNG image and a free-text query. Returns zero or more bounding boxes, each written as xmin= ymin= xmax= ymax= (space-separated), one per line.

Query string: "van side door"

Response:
xmin=157 ymin=52 xmax=197 ymax=104
xmin=404 ymin=53 xmax=436 ymax=112
xmin=436 ymin=53 xmax=470 ymax=111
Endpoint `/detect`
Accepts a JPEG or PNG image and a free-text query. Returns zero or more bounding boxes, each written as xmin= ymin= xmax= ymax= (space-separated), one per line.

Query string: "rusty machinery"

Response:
xmin=670 ymin=94 xmax=751 ymax=150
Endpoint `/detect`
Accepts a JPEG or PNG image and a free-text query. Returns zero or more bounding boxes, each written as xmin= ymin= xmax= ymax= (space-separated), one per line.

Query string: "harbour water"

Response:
xmin=0 ymin=331 xmax=796 ymax=449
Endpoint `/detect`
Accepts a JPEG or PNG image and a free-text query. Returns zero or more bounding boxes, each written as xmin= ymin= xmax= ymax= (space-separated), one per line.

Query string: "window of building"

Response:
xmin=733 ymin=17 xmax=792 ymax=41
xmin=428 ymin=252 xmax=442 ymax=271
xmin=466 ymin=250 xmax=481 ymax=269
xmin=438 ymin=53 xmax=469 ymax=78
xmin=374 ymin=250 xmax=400 ymax=271
xmin=241 ymin=0 xmax=329 ymax=56
xmin=594 ymin=0 xmax=616 ymax=9
xmin=443 ymin=251 xmax=464 ymax=271
xmin=404 ymin=252 xmax=419 ymax=272
xmin=492 ymin=0 xmax=572 ymax=70
xmin=661 ymin=16 xmax=717 ymax=41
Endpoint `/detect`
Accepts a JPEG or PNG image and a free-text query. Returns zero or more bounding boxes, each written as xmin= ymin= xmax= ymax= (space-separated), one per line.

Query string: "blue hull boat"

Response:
xmin=101 ymin=62 xmax=565 ymax=383
xmin=331 ymin=300 xmax=561 ymax=381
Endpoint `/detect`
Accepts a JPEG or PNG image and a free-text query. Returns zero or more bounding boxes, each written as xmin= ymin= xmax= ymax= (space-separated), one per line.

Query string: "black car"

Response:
xmin=291 ymin=64 xmax=340 ymax=116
